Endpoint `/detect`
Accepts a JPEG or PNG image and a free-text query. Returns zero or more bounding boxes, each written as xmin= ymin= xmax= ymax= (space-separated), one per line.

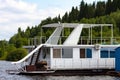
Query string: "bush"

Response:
xmin=6 ymin=48 xmax=27 ymax=61
xmin=0 ymin=48 xmax=2 ymax=57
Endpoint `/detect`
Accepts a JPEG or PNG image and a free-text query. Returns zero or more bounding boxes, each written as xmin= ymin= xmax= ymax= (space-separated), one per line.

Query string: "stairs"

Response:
xmin=30 ymin=47 xmax=41 ymax=65
xmin=30 ymin=52 xmax=38 ymax=65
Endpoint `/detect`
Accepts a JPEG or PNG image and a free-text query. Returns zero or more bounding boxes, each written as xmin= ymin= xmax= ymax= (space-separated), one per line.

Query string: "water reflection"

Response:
xmin=1 ymin=75 xmax=120 ymax=80
xmin=19 ymin=76 xmax=120 ymax=80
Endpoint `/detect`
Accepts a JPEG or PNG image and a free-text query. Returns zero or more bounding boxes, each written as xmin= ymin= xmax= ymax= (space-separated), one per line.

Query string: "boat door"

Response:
xmin=115 ymin=47 xmax=120 ymax=72
xmin=40 ymin=47 xmax=50 ymax=68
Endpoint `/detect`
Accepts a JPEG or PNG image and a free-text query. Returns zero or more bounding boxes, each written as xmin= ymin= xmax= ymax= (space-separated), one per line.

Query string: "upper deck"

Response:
xmin=25 ymin=23 xmax=117 ymax=47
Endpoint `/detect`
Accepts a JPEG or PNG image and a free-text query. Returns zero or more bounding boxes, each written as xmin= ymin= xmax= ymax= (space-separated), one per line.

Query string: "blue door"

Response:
xmin=115 ymin=47 xmax=120 ymax=72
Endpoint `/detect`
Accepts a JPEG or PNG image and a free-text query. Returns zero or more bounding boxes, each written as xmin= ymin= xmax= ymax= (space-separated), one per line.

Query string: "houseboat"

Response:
xmin=8 ymin=23 xmax=120 ymax=75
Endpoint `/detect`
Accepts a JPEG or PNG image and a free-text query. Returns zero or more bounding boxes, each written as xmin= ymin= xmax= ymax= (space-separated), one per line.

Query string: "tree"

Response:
xmin=40 ymin=17 xmax=53 ymax=26
xmin=0 ymin=40 xmax=8 ymax=59
xmin=6 ymin=44 xmax=16 ymax=53
xmin=9 ymin=34 xmax=17 ymax=44
xmin=6 ymin=48 xmax=27 ymax=61
xmin=95 ymin=1 xmax=106 ymax=17
xmin=53 ymin=16 xmax=59 ymax=23
xmin=15 ymin=38 xmax=23 ymax=48
xmin=105 ymin=0 xmax=112 ymax=14
xmin=84 ymin=4 xmax=89 ymax=18
xmin=88 ymin=2 xmax=95 ymax=18
xmin=0 ymin=40 xmax=7 ymax=57
xmin=69 ymin=7 xmax=75 ymax=22
xmin=25 ymin=26 xmax=30 ymax=38
xmin=62 ymin=12 xmax=69 ymax=22
xmin=112 ymin=0 xmax=118 ymax=12
xmin=58 ymin=14 xmax=61 ymax=22
xmin=18 ymin=27 xmax=22 ymax=33
xmin=0 ymin=48 xmax=2 ymax=57
xmin=74 ymin=7 xmax=79 ymax=22
xmin=68 ymin=7 xmax=79 ymax=22
xmin=78 ymin=0 xmax=85 ymax=20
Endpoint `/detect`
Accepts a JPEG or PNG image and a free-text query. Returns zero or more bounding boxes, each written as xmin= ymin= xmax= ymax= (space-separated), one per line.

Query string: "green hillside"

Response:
xmin=9 ymin=10 xmax=120 ymax=46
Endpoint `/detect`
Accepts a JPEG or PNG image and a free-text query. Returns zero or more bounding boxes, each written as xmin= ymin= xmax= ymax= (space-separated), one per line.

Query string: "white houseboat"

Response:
xmin=9 ymin=23 xmax=120 ymax=75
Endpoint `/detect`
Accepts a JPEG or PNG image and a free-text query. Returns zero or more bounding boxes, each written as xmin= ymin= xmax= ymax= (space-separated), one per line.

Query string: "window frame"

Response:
xmin=80 ymin=48 xmax=92 ymax=58
xmin=53 ymin=48 xmax=62 ymax=58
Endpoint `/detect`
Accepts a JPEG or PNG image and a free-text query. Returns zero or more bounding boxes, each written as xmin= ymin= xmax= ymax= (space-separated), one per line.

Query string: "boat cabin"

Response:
xmin=11 ymin=23 xmax=120 ymax=75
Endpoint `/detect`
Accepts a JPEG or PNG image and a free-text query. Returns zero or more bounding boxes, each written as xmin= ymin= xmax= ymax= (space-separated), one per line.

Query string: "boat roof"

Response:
xmin=42 ymin=23 xmax=113 ymax=28
xmin=42 ymin=23 xmax=113 ymax=45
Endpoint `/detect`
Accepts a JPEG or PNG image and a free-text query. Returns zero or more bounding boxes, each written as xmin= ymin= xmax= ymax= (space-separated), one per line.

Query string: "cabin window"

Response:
xmin=110 ymin=51 xmax=115 ymax=58
xmin=53 ymin=49 xmax=61 ymax=58
xmin=62 ymin=48 xmax=73 ymax=58
xmin=86 ymin=49 xmax=92 ymax=58
xmin=100 ymin=50 xmax=108 ymax=58
xmin=100 ymin=50 xmax=115 ymax=58
xmin=80 ymin=49 xmax=85 ymax=58
xmin=80 ymin=48 xmax=92 ymax=58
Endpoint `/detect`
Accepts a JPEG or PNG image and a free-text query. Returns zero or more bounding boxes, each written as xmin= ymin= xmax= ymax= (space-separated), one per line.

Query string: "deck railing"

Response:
xmin=79 ymin=36 xmax=120 ymax=45
xmin=26 ymin=36 xmax=120 ymax=46
xmin=27 ymin=36 xmax=47 ymax=46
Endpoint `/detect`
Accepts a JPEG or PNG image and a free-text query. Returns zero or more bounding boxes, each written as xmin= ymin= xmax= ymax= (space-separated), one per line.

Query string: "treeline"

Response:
xmin=41 ymin=0 xmax=120 ymax=25
xmin=1 ymin=0 xmax=120 ymax=60
xmin=9 ymin=0 xmax=120 ymax=46
xmin=0 ymin=40 xmax=27 ymax=61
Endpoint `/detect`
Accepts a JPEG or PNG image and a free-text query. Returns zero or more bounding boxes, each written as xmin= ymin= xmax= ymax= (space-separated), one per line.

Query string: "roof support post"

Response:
xmin=90 ymin=25 xmax=92 ymax=45
xmin=89 ymin=27 xmax=90 ymax=45
xmin=111 ymin=25 xmax=113 ymax=44
xmin=41 ymin=26 xmax=42 ymax=44
xmin=101 ymin=25 xmax=103 ymax=44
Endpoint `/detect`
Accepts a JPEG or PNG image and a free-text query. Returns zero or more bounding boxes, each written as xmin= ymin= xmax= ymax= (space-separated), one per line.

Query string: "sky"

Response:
xmin=0 ymin=0 xmax=107 ymax=40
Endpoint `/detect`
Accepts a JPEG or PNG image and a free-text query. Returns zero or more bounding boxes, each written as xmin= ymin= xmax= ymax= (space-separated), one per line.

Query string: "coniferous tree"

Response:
xmin=74 ymin=7 xmax=79 ymax=22
xmin=84 ymin=3 xmax=89 ymax=18
xmin=78 ymin=0 xmax=85 ymax=21
xmin=62 ymin=12 xmax=69 ymax=22
xmin=105 ymin=0 xmax=112 ymax=14
xmin=112 ymin=0 xmax=118 ymax=12
xmin=58 ymin=14 xmax=61 ymax=22
xmin=53 ymin=16 xmax=59 ymax=23
xmin=69 ymin=7 xmax=76 ymax=22
xmin=95 ymin=1 xmax=106 ymax=17
xmin=118 ymin=0 xmax=120 ymax=9
xmin=25 ymin=27 xmax=30 ymax=38
xmin=40 ymin=17 xmax=52 ymax=26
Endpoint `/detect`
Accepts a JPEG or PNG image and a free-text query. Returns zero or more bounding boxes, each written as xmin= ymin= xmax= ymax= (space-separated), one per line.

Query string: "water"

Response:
xmin=0 ymin=61 xmax=120 ymax=80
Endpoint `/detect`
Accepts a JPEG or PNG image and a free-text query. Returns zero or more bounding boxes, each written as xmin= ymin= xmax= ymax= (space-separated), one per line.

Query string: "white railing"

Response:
xmin=27 ymin=36 xmax=68 ymax=46
xmin=79 ymin=36 xmax=120 ymax=45
xmin=27 ymin=36 xmax=46 ymax=46
xmin=27 ymin=36 xmax=120 ymax=46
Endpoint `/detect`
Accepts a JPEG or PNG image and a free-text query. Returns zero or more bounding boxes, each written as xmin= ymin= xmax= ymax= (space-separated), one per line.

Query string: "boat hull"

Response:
xmin=18 ymin=69 xmax=115 ymax=76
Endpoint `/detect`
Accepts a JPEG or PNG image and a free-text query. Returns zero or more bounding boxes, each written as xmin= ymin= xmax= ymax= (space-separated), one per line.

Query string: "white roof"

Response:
xmin=42 ymin=23 xmax=113 ymax=28
xmin=42 ymin=23 xmax=113 ymax=45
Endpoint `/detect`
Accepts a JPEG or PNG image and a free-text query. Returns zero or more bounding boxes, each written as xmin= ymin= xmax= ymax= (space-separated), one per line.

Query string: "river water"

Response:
xmin=0 ymin=61 xmax=120 ymax=80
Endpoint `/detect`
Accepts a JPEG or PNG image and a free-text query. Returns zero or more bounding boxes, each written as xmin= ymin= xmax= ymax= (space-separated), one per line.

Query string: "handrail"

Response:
xmin=12 ymin=44 xmax=44 ymax=64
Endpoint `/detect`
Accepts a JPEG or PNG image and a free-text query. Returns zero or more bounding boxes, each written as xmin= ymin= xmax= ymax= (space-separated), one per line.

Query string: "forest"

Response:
xmin=1 ymin=0 xmax=120 ymax=60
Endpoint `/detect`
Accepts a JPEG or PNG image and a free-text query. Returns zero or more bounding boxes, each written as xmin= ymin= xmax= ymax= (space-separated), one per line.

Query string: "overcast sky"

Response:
xmin=0 ymin=0 xmax=107 ymax=40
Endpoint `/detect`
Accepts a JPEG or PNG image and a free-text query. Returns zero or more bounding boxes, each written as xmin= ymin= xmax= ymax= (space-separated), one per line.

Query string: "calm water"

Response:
xmin=0 ymin=61 xmax=120 ymax=80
